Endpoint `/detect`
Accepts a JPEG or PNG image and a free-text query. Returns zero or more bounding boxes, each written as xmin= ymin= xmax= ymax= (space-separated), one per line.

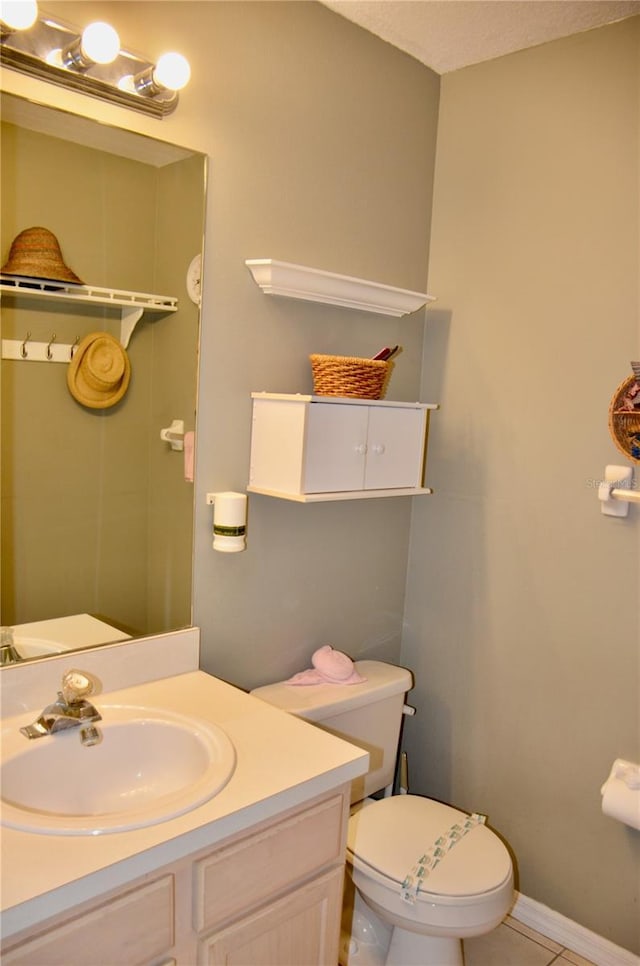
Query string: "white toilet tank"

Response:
xmin=251 ymin=660 xmax=412 ymax=802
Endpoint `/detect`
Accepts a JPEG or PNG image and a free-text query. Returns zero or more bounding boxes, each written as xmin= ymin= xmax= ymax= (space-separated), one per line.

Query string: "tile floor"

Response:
xmin=464 ymin=916 xmax=596 ymax=966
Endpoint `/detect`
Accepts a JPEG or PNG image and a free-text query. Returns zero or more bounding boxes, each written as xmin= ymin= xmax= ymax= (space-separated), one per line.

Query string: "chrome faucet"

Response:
xmin=1 ymin=627 xmax=22 ymax=666
xmin=20 ymin=670 xmax=102 ymax=743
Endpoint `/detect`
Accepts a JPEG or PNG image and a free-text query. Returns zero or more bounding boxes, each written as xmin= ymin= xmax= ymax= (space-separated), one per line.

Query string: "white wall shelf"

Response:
xmin=245 ymin=259 xmax=435 ymax=318
xmin=0 ymin=274 xmax=178 ymax=350
xmin=248 ymin=484 xmax=434 ymax=503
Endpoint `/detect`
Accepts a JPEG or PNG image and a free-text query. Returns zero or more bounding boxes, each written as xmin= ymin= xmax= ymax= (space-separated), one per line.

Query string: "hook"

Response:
xmin=70 ymin=336 xmax=80 ymax=359
xmin=46 ymin=333 xmax=57 ymax=360
xmin=20 ymin=332 xmax=31 ymax=358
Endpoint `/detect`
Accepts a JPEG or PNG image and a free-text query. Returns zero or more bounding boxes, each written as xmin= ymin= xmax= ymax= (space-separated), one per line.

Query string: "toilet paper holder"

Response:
xmin=598 ymin=465 xmax=640 ymax=517
xmin=160 ymin=419 xmax=185 ymax=452
xmin=602 ymin=759 xmax=640 ymax=791
xmin=601 ymin=758 xmax=640 ymax=831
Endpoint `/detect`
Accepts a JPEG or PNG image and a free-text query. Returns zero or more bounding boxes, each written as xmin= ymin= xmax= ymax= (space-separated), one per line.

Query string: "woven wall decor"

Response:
xmin=608 ymin=364 xmax=640 ymax=462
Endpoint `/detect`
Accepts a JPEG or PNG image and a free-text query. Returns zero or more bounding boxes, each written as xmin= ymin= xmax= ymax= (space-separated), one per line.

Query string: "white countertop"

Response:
xmin=1 ymin=660 xmax=368 ymax=939
xmin=11 ymin=614 xmax=131 ymax=658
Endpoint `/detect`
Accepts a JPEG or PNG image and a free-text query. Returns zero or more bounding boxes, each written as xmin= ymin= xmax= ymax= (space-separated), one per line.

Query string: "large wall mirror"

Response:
xmin=1 ymin=93 xmax=206 ymax=664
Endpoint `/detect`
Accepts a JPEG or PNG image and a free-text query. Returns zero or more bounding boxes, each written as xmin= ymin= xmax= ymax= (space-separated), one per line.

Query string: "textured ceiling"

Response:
xmin=320 ymin=0 xmax=640 ymax=74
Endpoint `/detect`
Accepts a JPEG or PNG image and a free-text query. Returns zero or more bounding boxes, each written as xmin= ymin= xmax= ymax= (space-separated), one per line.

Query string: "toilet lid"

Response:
xmin=347 ymin=795 xmax=512 ymax=899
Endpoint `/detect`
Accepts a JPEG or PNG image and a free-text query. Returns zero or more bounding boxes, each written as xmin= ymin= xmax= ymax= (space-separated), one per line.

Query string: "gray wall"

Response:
xmin=177 ymin=0 xmax=440 ymax=689
xmin=32 ymin=0 xmax=438 ymax=677
xmin=401 ymin=17 xmax=640 ymax=954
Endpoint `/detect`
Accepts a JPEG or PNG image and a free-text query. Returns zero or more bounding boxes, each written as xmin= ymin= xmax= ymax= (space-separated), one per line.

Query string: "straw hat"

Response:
xmin=2 ymin=226 xmax=83 ymax=283
xmin=67 ymin=332 xmax=131 ymax=409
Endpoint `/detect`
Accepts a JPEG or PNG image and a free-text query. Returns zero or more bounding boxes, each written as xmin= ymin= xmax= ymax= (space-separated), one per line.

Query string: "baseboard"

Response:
xmin=511 ymin=893 xmax=640 ymax=966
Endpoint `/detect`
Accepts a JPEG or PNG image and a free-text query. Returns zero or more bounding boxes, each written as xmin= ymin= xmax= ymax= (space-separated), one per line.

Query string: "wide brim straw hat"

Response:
xmin=2 ymin=226 xmax=84 ymax=284
xmin=67 ymin=332 xmax=131 ymax=410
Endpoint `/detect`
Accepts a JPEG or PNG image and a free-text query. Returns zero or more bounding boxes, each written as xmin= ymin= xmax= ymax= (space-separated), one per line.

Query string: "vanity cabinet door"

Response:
xmin=194 ymin=790 xmax=349 ymax=966
xmin=198 ymin=867 xmax=344 ymax=966
xmin=2 ymin=875 xmax=175 ymax=966
xmin=194 ymin=792 xmax=347 ymax=932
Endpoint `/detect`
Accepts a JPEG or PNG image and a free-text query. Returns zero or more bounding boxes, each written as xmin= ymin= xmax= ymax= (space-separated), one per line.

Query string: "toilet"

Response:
xmin=251 ymin=660 xmax=514 ymax=966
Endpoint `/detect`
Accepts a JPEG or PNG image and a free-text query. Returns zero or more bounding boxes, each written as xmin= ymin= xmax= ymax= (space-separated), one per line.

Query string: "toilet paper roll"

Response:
xmin=601 ymin=759 xmax=640 ymax=830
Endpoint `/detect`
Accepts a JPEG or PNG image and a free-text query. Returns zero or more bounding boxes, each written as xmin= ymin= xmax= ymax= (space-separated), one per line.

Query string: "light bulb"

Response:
xmin=45 ymin=47 xmax=63 ymax=67
xmin=153 ymin=52 xmax=190 ymax=92
xmin=117 ymin=74 xmax=136 ymax=93
xmin=0 ymin=0 xmax=38 ymax=30
xmin=80 ymin=21 xmax=119 ymax=65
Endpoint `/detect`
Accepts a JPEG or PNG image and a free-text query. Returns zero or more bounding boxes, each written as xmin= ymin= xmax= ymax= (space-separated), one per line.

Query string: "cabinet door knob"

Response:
xmin=354 ymin=443 xmax=368 ymax=456
xmin=371 ymin=443 xmax=386 ymax=455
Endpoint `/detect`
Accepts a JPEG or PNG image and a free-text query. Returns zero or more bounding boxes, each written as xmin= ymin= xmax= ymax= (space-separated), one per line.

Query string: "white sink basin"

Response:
xmin=13 ymin=636 xmax=68 ymax=659
xmin=1 ymin=705 xmax=236 ymax=835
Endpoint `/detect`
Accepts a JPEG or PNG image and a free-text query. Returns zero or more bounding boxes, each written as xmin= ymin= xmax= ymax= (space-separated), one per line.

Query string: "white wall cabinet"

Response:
xmin=248 ymin=392 xmax=437 ymax=502
xmin=1 ymin=787 xmax=349 ymax=966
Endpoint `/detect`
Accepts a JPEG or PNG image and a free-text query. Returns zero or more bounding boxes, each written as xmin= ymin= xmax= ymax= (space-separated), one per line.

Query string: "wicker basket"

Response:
xmin=608 ymin=375 xmax=640 ymax=462
xmin=309 ymin=354 xmax=393 ymax=399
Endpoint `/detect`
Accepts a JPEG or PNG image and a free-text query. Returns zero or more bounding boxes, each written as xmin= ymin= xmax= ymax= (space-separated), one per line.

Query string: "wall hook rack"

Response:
xmin=2 ymin=333 xmax=77 ymax=363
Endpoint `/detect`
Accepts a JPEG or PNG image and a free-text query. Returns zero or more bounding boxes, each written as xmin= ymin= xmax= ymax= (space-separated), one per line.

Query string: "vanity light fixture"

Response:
xmin=0 ymin=2 xmax=191 ymax=117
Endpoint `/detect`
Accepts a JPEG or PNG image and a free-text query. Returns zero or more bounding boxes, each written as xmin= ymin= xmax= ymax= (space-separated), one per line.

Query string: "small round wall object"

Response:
xmin=186 ymin=254 xmax=202 ymax=306
xmin=608 ymin=373 xmax=640 ymax=463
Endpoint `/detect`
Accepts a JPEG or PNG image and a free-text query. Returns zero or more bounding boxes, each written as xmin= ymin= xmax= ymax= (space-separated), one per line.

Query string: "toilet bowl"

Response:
xmin=250 ymin=659 xmax=515 ymax=966
xmin=345 ymin=795 xmax=514 ymax=965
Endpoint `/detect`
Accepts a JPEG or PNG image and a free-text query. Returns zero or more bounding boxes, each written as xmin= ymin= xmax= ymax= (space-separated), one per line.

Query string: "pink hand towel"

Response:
xmin=184 ymin=430 xmax=195 ymax=482
xmin=286 ymin=645 xmax=365 ymax=686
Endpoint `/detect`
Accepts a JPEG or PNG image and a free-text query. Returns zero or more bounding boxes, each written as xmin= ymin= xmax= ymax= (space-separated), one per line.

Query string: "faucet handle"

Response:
xmin=61 ymin=669 xmax=95 ymax=705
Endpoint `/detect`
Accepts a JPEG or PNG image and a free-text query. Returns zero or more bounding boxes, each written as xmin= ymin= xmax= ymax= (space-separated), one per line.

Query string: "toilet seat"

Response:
xmin=347 ymin=795 xmax=512 ymax=902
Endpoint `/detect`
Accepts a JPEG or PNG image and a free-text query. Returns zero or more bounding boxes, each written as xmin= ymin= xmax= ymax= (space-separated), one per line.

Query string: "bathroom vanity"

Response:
xmin=0 ymin=631 xmax=368 ymax=965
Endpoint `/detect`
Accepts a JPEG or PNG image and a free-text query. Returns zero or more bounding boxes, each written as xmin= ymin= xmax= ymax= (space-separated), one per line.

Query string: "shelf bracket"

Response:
xmin=120 ymin=307 xmax=145 ymax=349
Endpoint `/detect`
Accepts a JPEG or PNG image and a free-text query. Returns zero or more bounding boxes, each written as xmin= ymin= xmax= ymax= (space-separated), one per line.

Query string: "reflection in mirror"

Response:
xmin=0 ymin=93 xmax=206 ymax=664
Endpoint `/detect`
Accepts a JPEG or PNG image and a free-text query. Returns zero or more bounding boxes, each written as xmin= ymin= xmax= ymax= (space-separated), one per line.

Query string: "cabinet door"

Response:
xmin=303 ymin=404 xmax=368 ymax=492
xmin=2 ymin=876 xmax=174 ymax=966
xmin=199 ymin=868 xmax=343 ymax=966
xmin=363 ymin=406 xmax=426 ymax=490
xmin=194 ymin=793 xmax=346 ymax=933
